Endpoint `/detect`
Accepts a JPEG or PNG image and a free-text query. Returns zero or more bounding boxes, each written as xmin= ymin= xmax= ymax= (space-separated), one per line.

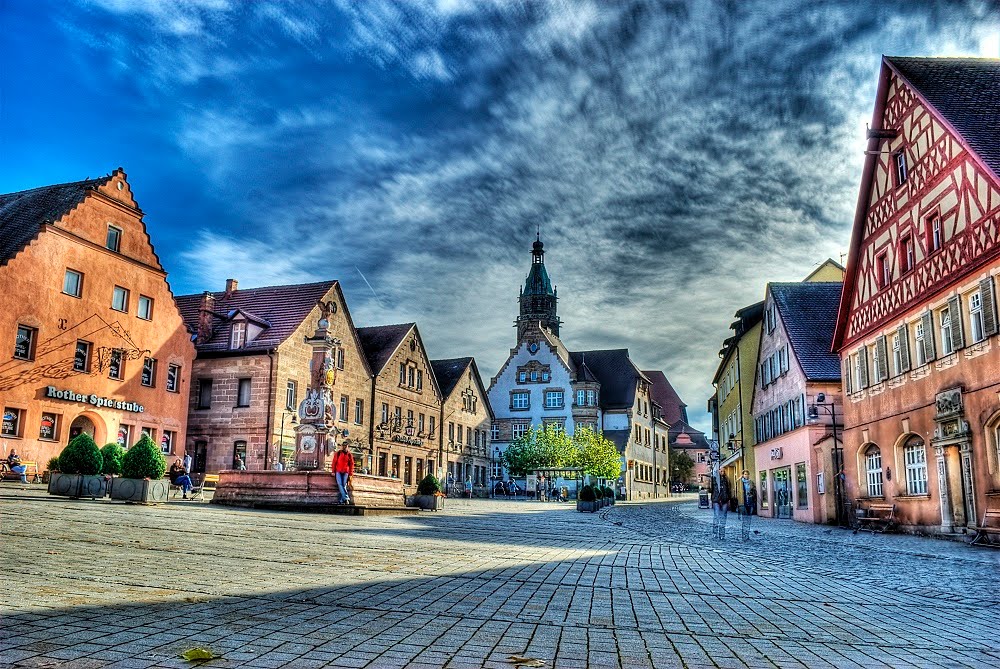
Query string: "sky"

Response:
xmin=2 ymin=1 xmax=998 ymax=433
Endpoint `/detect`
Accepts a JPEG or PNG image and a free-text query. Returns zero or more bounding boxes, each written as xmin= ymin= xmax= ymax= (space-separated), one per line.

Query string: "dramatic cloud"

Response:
xmin=5 ymin=1 xmax=999 ymax=431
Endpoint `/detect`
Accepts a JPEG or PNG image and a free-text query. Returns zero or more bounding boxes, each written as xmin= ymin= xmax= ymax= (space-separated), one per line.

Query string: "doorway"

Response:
xmin=773 ymin=467 xmax=792 ymax=518
xmin=68 ymin=415 xmax=96 ymax=441
xmin=193 ymin=440 xmax=208 ymax=474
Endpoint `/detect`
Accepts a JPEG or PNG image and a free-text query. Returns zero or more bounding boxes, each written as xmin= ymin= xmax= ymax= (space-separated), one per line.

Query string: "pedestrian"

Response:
xmin=6 ymin=449 xmax=27 ymax=483
xmin=182 ymin=451 xmax=193 ymax=473
xmin=736 ymin=469 xmax=758 ymax=541
xmin=505 ymin=480 xmax=513 ymax=500
xmin=708 ymin=466 xmax=732 ymax=540
xmin=273 ymin=460 xmax=284 ymax=471
xmin=168 ymin=459 xmax=193 ymax=498
xmin=332 ymin=441 xmax=354 ymax=505
xmin=464 ymin=476 xmax=473 ymax=498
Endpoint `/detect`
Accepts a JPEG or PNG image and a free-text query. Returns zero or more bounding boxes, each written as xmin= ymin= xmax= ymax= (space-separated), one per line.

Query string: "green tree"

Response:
xmin=572 ymin=428 xmax=622 ymax=479
xmin=669 ymin=447 xmax=695 ymax=484
xmin=502 ymin=425 xmax=576 ymax=476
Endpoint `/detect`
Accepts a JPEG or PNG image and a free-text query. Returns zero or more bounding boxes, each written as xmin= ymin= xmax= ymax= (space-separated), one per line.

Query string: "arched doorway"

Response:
xmin=68 ymin=413 xmax=106 ymax=445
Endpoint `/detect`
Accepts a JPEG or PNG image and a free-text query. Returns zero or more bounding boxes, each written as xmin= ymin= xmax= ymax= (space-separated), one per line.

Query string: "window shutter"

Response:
xmin=921 ymin=311 xmax=936 ymax=361
xmin=897 ymin=324 xmax=910 ymax=372
xmin=948 ymin=295 xmax=965 ymax=349
xmin=875 ymin=336 xmax=888 ymax=381
xmin=843 ymin=357 xmax=853 ymax=394
xmin=858 ymin=347 xmax=869 ymax=389
xmin=981 ymin=277 xmax=998 ymax=337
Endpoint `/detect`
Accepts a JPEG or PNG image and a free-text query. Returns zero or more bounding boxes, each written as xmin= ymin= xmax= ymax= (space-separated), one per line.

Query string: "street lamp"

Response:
xmin=808 ymin=392 xmax=845 ymax=527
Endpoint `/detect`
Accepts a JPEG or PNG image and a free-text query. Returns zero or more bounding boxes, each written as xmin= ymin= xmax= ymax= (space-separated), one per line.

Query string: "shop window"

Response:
xmin=865 ymin=445 xmax=884 ymax=497
xmin=141 ymin=357 xmax=156 ymax=387
xmin=74 ymin=340 xmax=92 ymax=373
xmin=141 ymin=426 xmax=156 ymax=443
xmin=13 ymin=325 xmax=36 ymax=361
xmin=166 ymin=364 xmax=180 ymax=392
xmin=63 ymin=269 xmax=83 ymax=297
xmin=759 ymin=471 xmax=768 ymax=509
xmin=796 ymin=463 xmax=808 ymax=509
xmin=137 ymin=295 xmax=153 ymax=320
xmin=117 ymin=424 xmax=132 ymax=447
xmin=161 ymin=431 xmax=175 ymax=455
xmin=2 ymin=408 xmax=22 ymax=437
xmin=108 ymin=349 xmax=124 ymax=380
xmin=903 ymin=436 xmax=928 ymax=495
xmin=39 ymin=412 xmax=59 ymax=441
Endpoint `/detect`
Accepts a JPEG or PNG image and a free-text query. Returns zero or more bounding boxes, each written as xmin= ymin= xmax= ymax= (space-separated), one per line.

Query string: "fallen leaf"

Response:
xmin=180 ymin=647 xmax=216 ymax=661
xmin=507 ymin=655 xmax=545 ymax=667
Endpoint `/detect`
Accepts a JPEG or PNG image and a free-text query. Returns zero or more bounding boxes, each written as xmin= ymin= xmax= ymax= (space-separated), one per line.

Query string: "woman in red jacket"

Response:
xmin=332 ymin=442 xmax=354 ymax=505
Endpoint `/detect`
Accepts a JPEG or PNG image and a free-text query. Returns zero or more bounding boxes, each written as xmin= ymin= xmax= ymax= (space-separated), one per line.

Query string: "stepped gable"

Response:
xmin=356 ymin=323 xmax=415 ymax=375
xmin=0 ymin=174 xmax=113 ymax=267
xmin=431 ymin=357 xmax=473 ymax=398
xmin=770 ymin=282 xmax=843 ymax=382
xmin=642 ymin=370 xmax=686 ymax=426
xmin=568 ymin=349 xmax=648 ymax=410
xmin=175 ymin=280 xmax=336 ymax=353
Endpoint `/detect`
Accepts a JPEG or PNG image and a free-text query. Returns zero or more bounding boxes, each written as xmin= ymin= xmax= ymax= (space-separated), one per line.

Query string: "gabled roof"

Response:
xmin=770 ymin=282 xmax=843 ymax=382
xmin=643 ymin=370 xmax=685 ymax=426
xmin=0 ymin=174 xmax=113 ymax=267
xmin=887 ymin=57 xmax=1000 ymax=178
xmin=568 ymin=349 xmax=648 ymax=410
xmin=176 ymin=280 xmax=336 ymax=353
xmin=356 ymin=323 xmax=415 ymax=375
xmin=431 ymin=357 xmax=473 ymax=399
xmin=576 ymin=361 xmax=599 ymax=383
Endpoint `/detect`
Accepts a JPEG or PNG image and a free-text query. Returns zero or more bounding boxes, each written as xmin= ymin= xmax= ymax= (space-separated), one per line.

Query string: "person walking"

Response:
xmin=332 ymin=442 xmax=354 ymax=505
xmin=708 ymin=465 xmax=732 ymax=540
xmin=182 ymin=451 xmax=193 ymax=474
xmin=736 ymin=469 xmax=758 ymax=541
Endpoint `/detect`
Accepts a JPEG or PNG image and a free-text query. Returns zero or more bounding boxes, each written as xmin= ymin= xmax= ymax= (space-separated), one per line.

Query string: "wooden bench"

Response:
xmin=1 ymin=461 xmax=40 ymax=483
xmin=970 ymin=508 xmax=1000 ymax=547
xmin=169 ymin=473 xmax=219 ymax=500
xmin=855 ymin=502 xmax=897 ymax=534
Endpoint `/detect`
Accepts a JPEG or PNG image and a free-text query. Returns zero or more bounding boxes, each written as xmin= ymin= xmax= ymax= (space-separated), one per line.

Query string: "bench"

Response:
xmin=169 ymin=473 xmax=220 ymax=500
xmin=970 ymin=507 xmax=1000 ymax=547
xmin=1 ymin=461 xmax=40 ymax=483
xmin=855 ymin=502 xmax=897 ymax=534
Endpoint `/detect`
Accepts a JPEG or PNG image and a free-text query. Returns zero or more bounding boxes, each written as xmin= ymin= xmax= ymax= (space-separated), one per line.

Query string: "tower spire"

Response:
xmin=516 ymin=233 xmax=561 ymax=340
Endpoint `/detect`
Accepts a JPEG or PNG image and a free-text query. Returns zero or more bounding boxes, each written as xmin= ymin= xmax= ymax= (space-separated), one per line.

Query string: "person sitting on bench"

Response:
xmin=168 ymin=459 xmax=193 ymax=498
xmin=7 ymin=449 xmax=27 ymax=483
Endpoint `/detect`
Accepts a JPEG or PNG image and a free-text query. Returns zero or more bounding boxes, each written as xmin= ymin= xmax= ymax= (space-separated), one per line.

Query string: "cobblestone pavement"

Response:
xmin=2 ymin=487 xmax=999 ymax=669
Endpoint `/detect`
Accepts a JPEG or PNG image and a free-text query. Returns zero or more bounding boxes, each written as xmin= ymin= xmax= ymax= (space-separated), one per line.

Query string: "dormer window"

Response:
xmin=231 ymin=321 xmax=246 ymax=349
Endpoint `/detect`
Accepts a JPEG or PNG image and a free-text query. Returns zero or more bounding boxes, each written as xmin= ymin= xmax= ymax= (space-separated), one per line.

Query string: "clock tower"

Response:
xmin=516 ymin=234 xmax=561 ymax=341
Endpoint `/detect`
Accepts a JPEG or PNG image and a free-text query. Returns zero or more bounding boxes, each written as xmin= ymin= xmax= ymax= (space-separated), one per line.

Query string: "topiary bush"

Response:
xmin=579 ymin=484 xmax=596 ymax=502
xmin=46 ymin=456 xmax=61 ymax=473
xmin=58 ymin=434 xmax=103 ymax=475
xmin=417 ymin=474 xmax=441 ymax=495
xmin=603 ymin=486 xmax=615 ymax=500
xmin=120 ymin=434 xmax=167 ymax=480
xmin=100 ymin=443 xmax=125 ymax=476
xmin=592 ymin=486 xmax=604 ymax=499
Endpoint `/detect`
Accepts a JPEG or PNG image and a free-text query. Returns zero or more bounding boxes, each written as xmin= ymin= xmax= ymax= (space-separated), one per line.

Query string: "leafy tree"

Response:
xmin=502 ymin=425 xmax=575 ymax=476
xmin=669 ymin=447 xmax=695 ymax=484
xmin=100 ymin=443 xmax=125 ymax=476
xmin=121 ymin=434 xmax=167 ymax=479
xmin=572 ymin=428 xmax=622 ymax=480
xmin=58 ymin=433 xmax=103 ymax=475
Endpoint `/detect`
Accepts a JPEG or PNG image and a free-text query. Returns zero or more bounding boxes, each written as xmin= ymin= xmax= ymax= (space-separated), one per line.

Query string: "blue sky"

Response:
xmin=2 ymin=1 xmax=998 ymax=432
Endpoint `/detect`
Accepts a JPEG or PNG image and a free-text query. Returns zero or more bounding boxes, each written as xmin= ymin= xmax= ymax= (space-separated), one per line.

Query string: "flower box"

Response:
xmin=47 ymin=472 xmax=106 ymax=499
xmin=109 ymin=477 xmax=169 ymax=504
xmin=408 ymin=494 xmax=444 ymax=511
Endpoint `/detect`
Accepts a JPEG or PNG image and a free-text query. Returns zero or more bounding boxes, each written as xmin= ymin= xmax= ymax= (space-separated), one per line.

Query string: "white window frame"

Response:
xmin=112 ymin=285 xmax=129 ymax=312
xmin=940 ymin=309 xmax=954 ymax=355
xmin=231 ymin=321 xmax=247 ymax=349
xmin=286 ymin=381 xmax=296 ymax=410
xmin=866 ymin=447 xmax=884 ymax=497
xmin=904 ymin=441 xmax=928 ymax=495
xmin=544 ymin=390 xmax=563 ymax=409
xmin=137 ymin=295 xmax=153 ymax=320
xmin=914 ymin=321 xmax=927 ymax=366
xmin=511 ymin=423 xmax=529 ymax=440
xmin=894 ymin=150 xmax=908 ymax=185
xmin=511 ymin=392 xmax=529 ymax=410
xmin=63 ymin=269 xmax=83 ymax=297
xmin=891 ymin=334 xmax=902 ymax=376
xmin=166 ymin=364 xmax=180 ymax=392
xmin=970 ymin=291 xmax=985 ymax=343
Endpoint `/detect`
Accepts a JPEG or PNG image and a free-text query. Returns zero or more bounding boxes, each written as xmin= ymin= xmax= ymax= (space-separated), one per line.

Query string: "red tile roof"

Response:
xmin=643 ymin=370 xmax=687 ymax=426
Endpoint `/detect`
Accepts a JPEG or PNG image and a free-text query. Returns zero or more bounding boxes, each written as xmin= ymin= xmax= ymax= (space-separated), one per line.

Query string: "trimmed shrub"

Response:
xmin=100 ymin=443 xmax=125 ymax=476
xmin=46 ymin=456 xmax=61 ymax=473
xmin=121 ymin=434 xmax=167 ymax=480
xmin=58 ymin=434 xmax=103 ymax=475
xmin=602 ymin=486 xmax=615 ymax=500
xmin=592 ymin=486 xmax=604 ymax=499
xmin=579 ymin=484 xmax=596 ymax=502
xmin=416 ymin=474 xmax=441 ymax=496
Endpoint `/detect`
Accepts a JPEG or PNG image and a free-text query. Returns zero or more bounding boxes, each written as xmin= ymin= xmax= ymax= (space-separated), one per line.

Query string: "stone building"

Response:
xmin=357 ymin=323 xmax=442 ymax=490
xmin=488 ymin=236 xmax=681 ymax=499
xmin=0 ymin=169 xmax=194 ymax=465
xmin=176 ymin=280 xmax=372 ymax=473
xmin=432 ymin=357 xmax=494 ymax=490
xmin=834 ymin=57 xmax=1000 ymax=534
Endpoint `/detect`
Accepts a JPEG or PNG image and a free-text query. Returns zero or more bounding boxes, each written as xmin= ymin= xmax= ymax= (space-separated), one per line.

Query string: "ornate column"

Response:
xmin=934 ymin=444 xmax=953 ymax=534
xmin=294 ymin=306 xmax=341 ymax=471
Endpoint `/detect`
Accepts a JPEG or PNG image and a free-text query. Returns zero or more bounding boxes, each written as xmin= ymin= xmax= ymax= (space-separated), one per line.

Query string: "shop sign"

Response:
xmin=45 ymin=386 xmax=145 ymax=413
xmin=392 ymin=434 xmax=423 ymax=446
xmin=770 ymin=447 xmax=783 ymax=460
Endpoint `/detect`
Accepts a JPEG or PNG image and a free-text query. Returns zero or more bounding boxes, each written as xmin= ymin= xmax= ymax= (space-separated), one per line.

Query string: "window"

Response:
xmin=236 ymin=378 xmax=251 ymax=407
xmin=894 ymin=150 xmax=908 ymax=185
xmin=381 ymin=404 xmax=389 ymax=425
xmin=197 ymin=379 xmax=213 ymax=409
xmin=877 ymin=252 xmax=891 ymax=289
xmin=467 ymin=426 xmax=473 ymax=446
xmin=2 ymin=407 xmax=22 ymax=437
xmin=511 ymin=392 xmax=529 ymax=410
xmin=417 ymin=369 xmax=423 ymax=391
xmin=759 ymin=471 xmax=769 ymax=510
xmin=399 ymin=363 xmax=406 ymax=386
xmin=428 ymin=416 xmax=436 ymax=438
xmin=576 ymin=390 xmax=586 ymax=406
xmin=544 ymin=390 xmax=563 ymax=409
xmin=355 ymin=399 xmax=364 ymax=425
xmin=457 ymin=425 xmax=463 ymax=444
xmin=166 ymin=364 xmax=180 ymax=392
xmin=161 ymin=431 xmax=175 ymax=455
xmin=903 ymin=437 xmax=928 ymax=495
xmin=796 ymin=463 xmax=808 ymax=509
xmin=588 ymin=390 xmax=596 ymax=405
xmin=141 ymin=426 xmax=155 ymax=441
xmin=39 ymin=412 xmax=58 ymax=441
xmin=914 ymin=320 xmax=927 ymax=366
xmin=512 ymin=423 xmax=529 ymax=440
xmin=137 ymin=295 xmax=153 ymax=320
xmin=449 ymin=422 xmax=455 ymax=442
xmin=865 ymin=445 xmax=884 ymax=497
xmin=900 ymin=235 xmax=914 ymax=274
xmin=339 ymin=395 xmax=348 ymax=422
xmin=108 ymin=349 xmax=124 ymax=380
xmin=233 ymin=441 xmax=247 ymax=469
xmin=286 ymin=381 xmax=297 ymax=410
xmin=117 ymin=424 xmax=131 ymax=447
xmin=491 ymin=423 xmax=500 ymax=441
xmin=74 ymin=340 xmax=92 ymax=372
xmin=519 ymin=371 xmax=527 ymax=383
xmin=112 ymin=285 xmax=129 ymax=312
xmin=394 ymin=406 xmax=401 ymax=427
xmin=231 ymin=322 xmax=246 ymax=349
xmin=940 ymin=308 xmax=954 ymax=355
xmin=408 ymin=367 xmax=415 ymax=388
xmin=14 ymin=325 xmax=36 ymax=360
xmin=697 ymin=452 xmax=706 ymax=463
xmin=928 ymin=214 xmax=942 ymax=253
xmin=530 ymin=370 xmax=538 ymax=382
xmin=891 ymin=335 xmax=902 ymax=376
xmin=106 ymin=225 xmax=122 ymax=252
xmin=542 ymin=371 xmax=550 ymax=381
xmin=63 ymin=269 xmax=83 ymax=297
xmin=970 ymin=291 xmax=985 ymax=343
xmin=337 ymin=348 xmax=344 ymax=369
xmin=418 ymin=413 xmax=425 ymax=434
xmin=141 ymin=357 xmax=156 ymax=387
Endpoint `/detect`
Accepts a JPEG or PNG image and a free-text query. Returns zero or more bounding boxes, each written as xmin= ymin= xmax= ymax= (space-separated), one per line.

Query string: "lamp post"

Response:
xmin=492 ymin=446 xmax=501 ymax=498
xmin=808 ymin=393 xmax=845 ymax=527
xmin=278 ymin=411 xmax=297 ymax=470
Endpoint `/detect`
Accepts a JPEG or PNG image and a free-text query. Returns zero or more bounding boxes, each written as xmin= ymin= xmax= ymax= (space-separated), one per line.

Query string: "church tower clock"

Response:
xmin=516 ymin=234 xmax=561 ymax=340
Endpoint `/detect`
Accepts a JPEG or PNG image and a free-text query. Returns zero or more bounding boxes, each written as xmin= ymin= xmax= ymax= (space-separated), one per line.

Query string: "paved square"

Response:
xmin=2 ymin=488 xmax=999 ymax=668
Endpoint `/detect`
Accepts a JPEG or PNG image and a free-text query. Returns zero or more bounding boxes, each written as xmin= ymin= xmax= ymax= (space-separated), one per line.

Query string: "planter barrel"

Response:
xmin=110 ymin=478 xmax=170 ymax=504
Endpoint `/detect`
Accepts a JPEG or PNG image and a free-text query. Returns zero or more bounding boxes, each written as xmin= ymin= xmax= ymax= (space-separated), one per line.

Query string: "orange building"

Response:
xmin=835 ymin=58 xmax=1000 ymax=534
xmin=0 ymin=169 xmax=195 ymax=466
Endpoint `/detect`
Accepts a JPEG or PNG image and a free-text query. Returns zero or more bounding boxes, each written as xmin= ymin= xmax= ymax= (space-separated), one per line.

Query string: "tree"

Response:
xmin=573 ymin=428 xmax=622 ymax=480
xmin=502 ymin=425 xmax=576 ymax=476
xmin=669 ymin=447 xmax=695 ymax=484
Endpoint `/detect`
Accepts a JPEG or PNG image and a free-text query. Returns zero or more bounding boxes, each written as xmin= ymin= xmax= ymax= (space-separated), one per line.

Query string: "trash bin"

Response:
xmin=698 ymin=492 xmax=709 ymax=509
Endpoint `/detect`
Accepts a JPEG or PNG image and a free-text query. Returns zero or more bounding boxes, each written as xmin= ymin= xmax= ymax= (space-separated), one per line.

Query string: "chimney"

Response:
xmin=197 ymin=291 xmax=215 ymax=345
xmin=225 ymin=278 xmax=238 ymax=296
